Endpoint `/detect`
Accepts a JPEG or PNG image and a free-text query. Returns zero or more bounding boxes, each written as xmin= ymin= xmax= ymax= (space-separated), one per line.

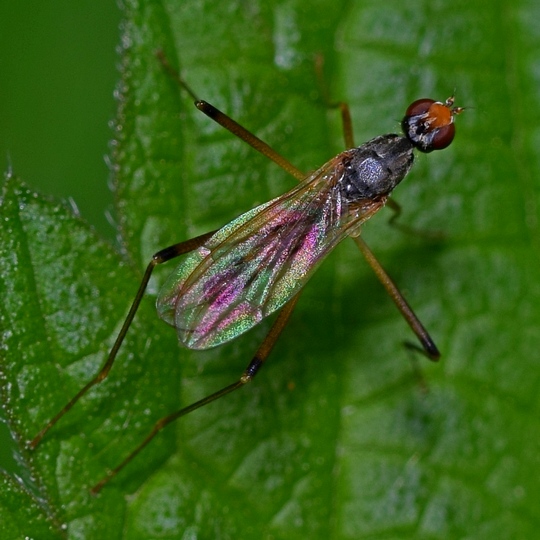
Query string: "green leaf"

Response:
xmin=1 ymin=1 xmax=540 ymax=539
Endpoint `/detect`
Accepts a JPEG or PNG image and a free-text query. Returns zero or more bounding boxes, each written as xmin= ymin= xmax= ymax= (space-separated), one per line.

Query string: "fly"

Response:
xmin=29 ymin=56 xmax=464 ymax=493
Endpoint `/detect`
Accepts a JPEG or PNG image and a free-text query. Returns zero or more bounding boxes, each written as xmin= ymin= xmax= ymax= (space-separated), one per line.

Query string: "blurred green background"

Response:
xmin=0 ymin=0 xmax=120 ymax=472
xmin=0 ymin=1 xmax=121 ymax=239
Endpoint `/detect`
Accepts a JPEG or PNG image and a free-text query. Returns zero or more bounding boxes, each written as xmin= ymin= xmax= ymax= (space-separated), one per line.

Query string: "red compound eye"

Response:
xmin=402 ymin=97 xmax=462 ymax=153
xmin=405 ymin=98 xmax=436 ymax=117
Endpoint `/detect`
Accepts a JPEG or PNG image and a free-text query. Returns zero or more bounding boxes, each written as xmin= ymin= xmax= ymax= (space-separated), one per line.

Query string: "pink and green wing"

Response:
xmin=157 ymin=159 xmax=383 ymax=350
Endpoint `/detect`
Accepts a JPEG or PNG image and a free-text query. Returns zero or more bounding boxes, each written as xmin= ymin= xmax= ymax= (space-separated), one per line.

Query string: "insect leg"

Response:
xmin=352 ymin=235 xmax=440 ymax=361
xmin=386 ymin=197 xmax=444 ymax=240
xmin=160 ymin=51 xmax=355 ymax=174
xmin=335 ymin=101 xmax=354 ymax=149
xmin=157 ymin=50 xmax=304 ymax=181
xmin=314 ymin=53 xmax=355 ymax=149
xmin=90 ymin=291 xmax=302 ymax=494
xmin=29 ymin=230 xmax=217 ymax=449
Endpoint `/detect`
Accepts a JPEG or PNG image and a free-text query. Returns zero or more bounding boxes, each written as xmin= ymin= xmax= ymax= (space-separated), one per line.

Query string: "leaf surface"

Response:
xmin=1 ymin=1 xmax=539 ymax=539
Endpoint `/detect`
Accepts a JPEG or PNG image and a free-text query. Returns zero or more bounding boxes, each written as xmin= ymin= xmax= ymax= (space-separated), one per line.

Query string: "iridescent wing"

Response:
xmin=157 ymin=154 xmax=385 ymax=350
